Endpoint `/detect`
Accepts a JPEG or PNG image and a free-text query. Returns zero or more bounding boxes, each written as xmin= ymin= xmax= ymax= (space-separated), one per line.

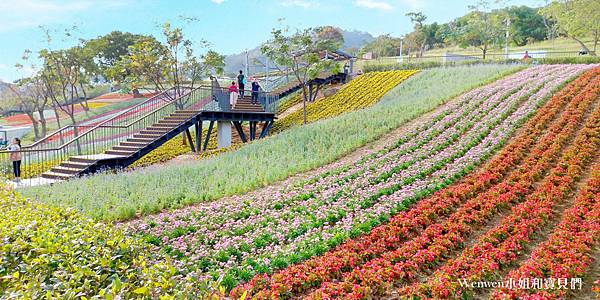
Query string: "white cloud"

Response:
xmin=281 ymin=0 xmax=321 ymax=9
xmin=211 ymin=0 xmax=226 ymax=3
xmin=0 ymin=0 xmax=128 ymax=31
xmin=354 ymin=0 xmax=394 ymax=11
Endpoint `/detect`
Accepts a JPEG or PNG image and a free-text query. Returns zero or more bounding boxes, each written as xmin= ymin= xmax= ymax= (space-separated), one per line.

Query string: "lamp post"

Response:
xmin=398 ymin=36 xmax=404 ymax=63
xmin=505 ymin=17 xmax=510 ymax=59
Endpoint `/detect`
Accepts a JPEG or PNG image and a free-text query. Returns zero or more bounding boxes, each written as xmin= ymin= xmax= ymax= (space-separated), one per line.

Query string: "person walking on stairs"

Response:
xmin=237 ymin=70 xmax=246 ymax=98
xmin=8 ymin=138 xmax=22 ymax=183
xmin=229 ymin=81 xmax=239 ymax=107
xmin=251 ymin=79 xmax=261 ymax=105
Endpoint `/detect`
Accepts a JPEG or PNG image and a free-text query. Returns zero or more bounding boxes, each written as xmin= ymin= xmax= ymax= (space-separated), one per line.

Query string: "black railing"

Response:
xmin=0 ymin=85 xmax=280 ymax=183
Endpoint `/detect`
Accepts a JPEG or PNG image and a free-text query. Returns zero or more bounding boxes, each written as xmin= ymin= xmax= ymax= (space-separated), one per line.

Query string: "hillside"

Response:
xmin=423 ymin=36 xmax=594 ymax=56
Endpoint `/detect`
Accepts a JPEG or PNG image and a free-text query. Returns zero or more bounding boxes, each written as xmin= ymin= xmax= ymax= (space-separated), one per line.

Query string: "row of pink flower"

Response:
xmin=397 ymin=69 xmax=600 ymax=299
xmin=122 ymin=65 xmax=589 ymax=284
xmin=304 ymin=65 xmax=600 ymax=299
xmin=230 ymin=65 xmax=598 ymax=299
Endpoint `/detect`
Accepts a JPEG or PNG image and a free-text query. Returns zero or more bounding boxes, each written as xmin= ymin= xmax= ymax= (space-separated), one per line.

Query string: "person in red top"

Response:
xmin=522 ymin=50 xmax=531 ymax=60
xmin=228 ymin=81 xmax=239 ymax=107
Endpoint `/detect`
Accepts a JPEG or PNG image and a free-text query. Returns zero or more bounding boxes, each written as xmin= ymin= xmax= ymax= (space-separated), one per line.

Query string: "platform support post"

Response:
xmin=233 ymin=121 xmax=247 ymax=143
xmin=204 ymin=120 xmax=214 ymax=151
xmin=217 ymin=120 xmax=232 ymax=148
xmin=185 ymin=128 xmax=195 ymax=152
xmin=195 ymin=121 xmax=202 ymax=153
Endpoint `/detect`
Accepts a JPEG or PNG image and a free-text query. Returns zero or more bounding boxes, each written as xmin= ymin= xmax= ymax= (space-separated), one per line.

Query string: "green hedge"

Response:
xmin=362 ymin=56 xmax=599 ymax=72
xmin=0 ymin=185 xmax=226 ymax=298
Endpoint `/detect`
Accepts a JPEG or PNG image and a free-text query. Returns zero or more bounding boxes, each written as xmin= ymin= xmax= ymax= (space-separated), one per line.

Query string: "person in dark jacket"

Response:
xmin=251 ymin=79 xmax=261 ymax=105
xmin=237 ymin=70 xmax=246 ymax=98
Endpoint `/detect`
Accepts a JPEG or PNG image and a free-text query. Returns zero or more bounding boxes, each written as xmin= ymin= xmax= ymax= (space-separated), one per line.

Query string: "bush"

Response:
xmin=0 ymin=185 xmax=214 ymax=298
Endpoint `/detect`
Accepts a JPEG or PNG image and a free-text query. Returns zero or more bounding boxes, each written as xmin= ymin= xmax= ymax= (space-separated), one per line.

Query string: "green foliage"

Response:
xmin=85 ymin=31 xmax=149 ymax=78
xmin=261 ymin=25 xmax=343 ymax=122
xmin=0 ymin=185 xmax=209 ymax=298
xmin=22 ymin=64 xmax=520 ymax=221
xmin=107 ymin=22 xmax=224 ymax=94
xmin=541 ymin=0 xmax=600 ymax=54
xmin=453 ymin=7 xmax=506 ymax=58
xmin=506 ymin=6 xmax=548 ymax=46
xmin=359 ymin=34 xmax=402 ymax=57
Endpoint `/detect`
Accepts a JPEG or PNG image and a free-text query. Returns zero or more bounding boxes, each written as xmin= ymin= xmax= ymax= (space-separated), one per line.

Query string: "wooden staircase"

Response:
xmin=41 ymin=110 xmax=199 ymax=181
xmin=232 ymin=97 xmax=264 ymax=112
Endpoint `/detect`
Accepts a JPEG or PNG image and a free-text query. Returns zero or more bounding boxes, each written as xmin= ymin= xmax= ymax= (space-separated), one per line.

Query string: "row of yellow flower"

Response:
xmin=272 ymin=70 xmax=418 ymax=132
xmin=131 ymin=130 xmax=219 ymax=168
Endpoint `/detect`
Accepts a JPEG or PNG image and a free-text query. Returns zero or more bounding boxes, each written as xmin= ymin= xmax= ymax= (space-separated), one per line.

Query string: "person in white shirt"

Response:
xmin=7 ymin=138 xmax=22 ymax=182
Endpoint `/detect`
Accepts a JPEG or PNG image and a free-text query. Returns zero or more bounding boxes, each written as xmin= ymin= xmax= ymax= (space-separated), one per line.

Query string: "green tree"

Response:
xmin=541 ymin=0 xmax=600 ymax=55
xmin=107 ymin=36 xmax=170 ymax=96
xmin=406 ymin=12 xmax=429 ymax=56
xmin=202 ymin=50 xmax=226 ymax=77
xmin=359 ymin=34 xmax=401 ymax=57
xmin=108 ymin=23 xmax=220 ymax=100
xmin=453 ymin=2 xmax=505 ymax=59
xmin=85 ymin=31 xmax=148 ymax=79
xmin=506 ymin=6 xmax=548 ymax=46
xmin=261 ymin=26 xmax=343 ymax=125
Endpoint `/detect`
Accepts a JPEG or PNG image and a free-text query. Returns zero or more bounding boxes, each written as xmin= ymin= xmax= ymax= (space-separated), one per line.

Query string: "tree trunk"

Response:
xmin=301 ymin=84 xmax=308 ymax=125
xmin=79 ymin=82 xmax=89 ymax=111
xmin=37 ymin=109 xmax=47 ymax=138
xmin=53 ymin=105 xmax=62 ymax=129
xmin=571 ymin=36 xmax=594 ymax=56
xmin=26 ymin=112 xmax=40 ymax=140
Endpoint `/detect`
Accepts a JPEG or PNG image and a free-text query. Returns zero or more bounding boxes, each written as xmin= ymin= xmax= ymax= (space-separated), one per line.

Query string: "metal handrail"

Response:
xmin=0 ymin=85 xmax=280 ymax=182
xmin=20 ymin=88 xmax=176 ymax=151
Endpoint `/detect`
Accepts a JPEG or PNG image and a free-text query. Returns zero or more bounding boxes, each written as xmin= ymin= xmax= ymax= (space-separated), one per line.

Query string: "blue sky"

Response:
xmin=0 ymin=0 xmax=545 ymax=82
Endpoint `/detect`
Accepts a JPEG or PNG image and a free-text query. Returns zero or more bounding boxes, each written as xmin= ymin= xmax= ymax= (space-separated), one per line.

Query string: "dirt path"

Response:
xmin=277 ymin=101 xmax=304 ymax=119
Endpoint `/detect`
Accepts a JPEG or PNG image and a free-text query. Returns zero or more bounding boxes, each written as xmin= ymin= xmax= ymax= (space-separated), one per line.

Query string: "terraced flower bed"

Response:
xmin=273 ymin=70 xmax=418 ymax=132
xmin=118 ymin=65 xmax=591 ymax=292
xmin=229 ymin=65 xmax=599 ymax=299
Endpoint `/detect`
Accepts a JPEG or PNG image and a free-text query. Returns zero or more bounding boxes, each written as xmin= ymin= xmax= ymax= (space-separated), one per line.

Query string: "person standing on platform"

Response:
xmin=237 ymin=70 xmax=246 ymax=98
xmin=251 ymin=79 xmax=261 ymax=105
xmin=7 ymin=137 xmax=22 ymax=183
xmin=229 ymin=81 xmax=239 ymax=107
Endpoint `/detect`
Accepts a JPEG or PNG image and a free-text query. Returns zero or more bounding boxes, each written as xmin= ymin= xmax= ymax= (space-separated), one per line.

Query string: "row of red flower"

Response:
xmin=401 ymin=80 xmax=600 ymax=299
xmin=230 ymin=68 xmax=600 ymax=299
xmin=309 ymin=68 xmax=600 ymax=299
xmin=490 ymin=161 xmax=599 ymax=299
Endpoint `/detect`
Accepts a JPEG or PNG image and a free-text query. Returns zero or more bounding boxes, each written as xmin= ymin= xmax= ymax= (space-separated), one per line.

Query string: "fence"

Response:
xmin=355 ymin=50 xmax=593 ymax=70
xmin=0 ymin=85 xmax=280 ymax=181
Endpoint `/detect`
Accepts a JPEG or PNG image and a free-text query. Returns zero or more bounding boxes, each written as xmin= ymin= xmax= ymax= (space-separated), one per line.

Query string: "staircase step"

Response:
xmin=61 ymin=160 xmax=92 ymax=169
xmin=69 ymin=157 xmax=97 ymax=164
xmin=165 ymin=115 xmax=192 ymax=119
xmin=140 ymin=129 xmax=168 ymax=135
xmin=106 ymin=149 xmax=136 ymax=156
xmin=157 ymin=120 xmax=183 ymax=125
xmin=51 ymin=166 xmax=83 ymax=175
xmin=132 ymin=133 xmax=162 ymax=139
xmin=128 ymin=137 xmax=156 ymax=143
xmin=121 ymin=141 xmax=149 ymax=147
xmin=42 ymin=171 xmax=74 ymax=180
xmin=113 ymin=145 xmax=143 ymax=151
xmin=176 ymin=110 xmax=200 ymax=114
xmin=145 ymin=126 xmax=171 ymax=131
xmin=152 ymin=122 xmax=177 ymax=127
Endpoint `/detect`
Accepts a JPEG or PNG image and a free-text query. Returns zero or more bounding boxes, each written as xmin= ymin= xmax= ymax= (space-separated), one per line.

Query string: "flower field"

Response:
xmin=6 ymin=62 xmax=600 ymax=299
xmin=24 ymin=65 xmax=513 ymax=221
xmin=113 ymin=65 xmax=594 ymax=293
xmin=272 ymin=70 xmax=418 ymax=132
xmin=227 ymin=65 xmax=600 ymax=299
